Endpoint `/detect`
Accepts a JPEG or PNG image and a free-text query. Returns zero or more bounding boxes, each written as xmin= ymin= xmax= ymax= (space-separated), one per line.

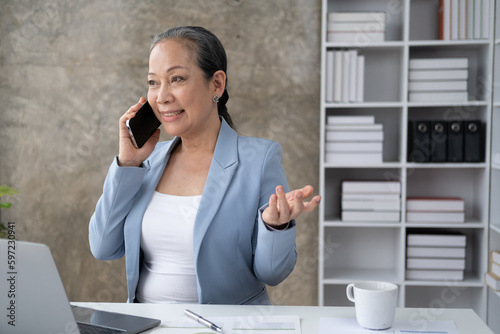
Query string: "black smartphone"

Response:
xmin=126 ymin=100 xmax=161 ymax=148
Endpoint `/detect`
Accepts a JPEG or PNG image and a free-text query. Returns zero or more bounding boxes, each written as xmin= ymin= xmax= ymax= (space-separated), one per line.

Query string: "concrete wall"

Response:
xmin=0 ymin=0 xmax=321 ymax=305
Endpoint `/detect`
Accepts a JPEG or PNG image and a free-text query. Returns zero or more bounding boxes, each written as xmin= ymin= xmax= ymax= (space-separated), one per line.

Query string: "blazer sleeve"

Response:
xmin=252 ymin=142 xmax=297 ymax=286
xmin=88 ymin=157 xmax=147 ymax=260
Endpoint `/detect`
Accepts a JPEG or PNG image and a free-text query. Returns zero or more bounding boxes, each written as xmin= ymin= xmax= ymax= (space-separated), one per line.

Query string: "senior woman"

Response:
xmin=89 ymin=26 xmax=320 ymax=305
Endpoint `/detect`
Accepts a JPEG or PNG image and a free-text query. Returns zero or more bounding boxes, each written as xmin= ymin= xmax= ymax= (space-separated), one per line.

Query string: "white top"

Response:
xmin=136 ymin=191 xmax=201 ymax=303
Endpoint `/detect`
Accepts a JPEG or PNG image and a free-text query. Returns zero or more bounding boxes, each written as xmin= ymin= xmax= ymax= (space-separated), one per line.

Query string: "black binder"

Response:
xmin=464 ymin=120 xmax=482 ymax=162
xmin=408 ymin=120 xmax=430 ymax=162
xmin=430 ymin=121 xmax=447 ymax=162
xmin=447 ymin=121 xmax=464 ymax=162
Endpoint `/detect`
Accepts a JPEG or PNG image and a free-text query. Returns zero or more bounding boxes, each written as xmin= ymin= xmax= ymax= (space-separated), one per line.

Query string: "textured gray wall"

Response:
xmin=0 ymin=0 xmax=321 ymax=305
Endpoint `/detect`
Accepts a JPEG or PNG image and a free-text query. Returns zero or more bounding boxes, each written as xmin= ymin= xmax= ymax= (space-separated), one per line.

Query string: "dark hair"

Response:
xmin=150 ymin=26 xmax=235 ymax=129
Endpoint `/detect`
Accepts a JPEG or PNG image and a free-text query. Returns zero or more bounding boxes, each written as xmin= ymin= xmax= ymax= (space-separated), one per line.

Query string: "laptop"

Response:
xmin=0 ymin=240 xmax=161 ymax=333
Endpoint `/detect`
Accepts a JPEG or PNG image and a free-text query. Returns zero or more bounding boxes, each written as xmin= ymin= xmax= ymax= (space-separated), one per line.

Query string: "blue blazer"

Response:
xmin=89 ymin=119 xmax=297 ymax=304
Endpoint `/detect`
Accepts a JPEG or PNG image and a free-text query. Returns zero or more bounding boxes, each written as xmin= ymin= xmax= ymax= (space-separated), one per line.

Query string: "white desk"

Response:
xmin=71 ymin=302 xmax=493 ymax=334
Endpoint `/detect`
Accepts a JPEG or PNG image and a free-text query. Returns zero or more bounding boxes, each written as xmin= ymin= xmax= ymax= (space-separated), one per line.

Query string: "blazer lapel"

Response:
xmin=193 ymin=119 xmax=239 ymax=260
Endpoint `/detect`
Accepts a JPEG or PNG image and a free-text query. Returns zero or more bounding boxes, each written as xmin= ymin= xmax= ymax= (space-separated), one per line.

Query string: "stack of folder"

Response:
xmin=325 ymin=115 xmax=383 ymax=164
xmin=408 ymin=58 xmax=469 ymax=102
xmin=341 ymin=180 xmax=401 ymax=222
xmin=406 ymin=232 xmax=466 ymax=281
xmin=327 ymin=12 xmax=386 ymax=43
xmin=406 ymin=197 xmax=465 ymax=224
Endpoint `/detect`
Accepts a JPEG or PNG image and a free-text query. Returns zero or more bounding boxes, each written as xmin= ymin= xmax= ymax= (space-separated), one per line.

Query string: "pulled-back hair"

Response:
xmin=150 ymin=26 xmax=235 ymax=129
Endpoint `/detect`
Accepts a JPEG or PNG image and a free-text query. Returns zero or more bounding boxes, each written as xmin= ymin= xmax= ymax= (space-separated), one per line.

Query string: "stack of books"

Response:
xmin=406 ymin=232 xmax=466 ymax=281
xmin=406 ymin=197 xmax=465 ymax=224
xmin=438 ymin=0 xmax=490 ymax=40
xmin=408 ymin=57 xmax=469 ymax=102
xmin=341 ymin=180 xmax=401 ymax=222
xmin=325 ymin=49 xmax=365 ymax=103
xmin=325 ymin=115 xmax=383 ymax=164
xmin=485 ymin=250 xmax=500 ymax=291
xmin=327 ymin=12 xmax=386 ymax=43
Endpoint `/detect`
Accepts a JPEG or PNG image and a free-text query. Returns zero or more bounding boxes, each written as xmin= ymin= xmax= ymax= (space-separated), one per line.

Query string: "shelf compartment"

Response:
xmin=406 ymin=227 xmax=487 ymax=282
xmin=323 ymin=167 xmax=402 ymax=221
xmin=325 ymin=107 xmax=402 ymax=164
xmin=490 ymin=169 xmax=500 ymax=228
xmin=322 ymin=226 xmax=403 ymax=281
xmin=325 ymin=0 xmax=404 ymax=42
xmin=405 ymin=285 xmax=486 ymax=319
xmin=409 ymin=44 xmax=491 ymax=102
xmin=405 ymin=168 xmax=489 ymax=223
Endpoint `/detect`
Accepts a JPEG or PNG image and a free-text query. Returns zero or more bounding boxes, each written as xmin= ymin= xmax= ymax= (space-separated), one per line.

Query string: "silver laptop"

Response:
xmin=0 ymin=240 xmax=161 ymax=333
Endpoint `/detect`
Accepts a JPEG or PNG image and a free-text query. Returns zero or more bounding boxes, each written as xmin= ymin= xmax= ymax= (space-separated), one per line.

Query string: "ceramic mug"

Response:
xmin=346 ymin=281 xmax=398 ymax=330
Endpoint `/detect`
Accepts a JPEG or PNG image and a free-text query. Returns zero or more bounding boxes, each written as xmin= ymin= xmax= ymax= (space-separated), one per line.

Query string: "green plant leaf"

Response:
xmin=0 ymin=185 xmax=19 ymax=197
xmin=1 ymin=202 xmax=13 ymax=208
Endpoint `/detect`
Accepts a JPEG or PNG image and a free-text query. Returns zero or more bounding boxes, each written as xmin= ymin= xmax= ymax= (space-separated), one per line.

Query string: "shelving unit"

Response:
xmin=488 ymin=1 xmax=500 ymax=331
xmin=319 ymin=0 xmax=494 ymax=322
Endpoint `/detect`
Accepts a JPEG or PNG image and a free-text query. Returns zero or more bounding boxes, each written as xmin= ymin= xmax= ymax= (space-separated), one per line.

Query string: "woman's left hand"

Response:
xmin=262 ymin=185 xmax=321 ymax=228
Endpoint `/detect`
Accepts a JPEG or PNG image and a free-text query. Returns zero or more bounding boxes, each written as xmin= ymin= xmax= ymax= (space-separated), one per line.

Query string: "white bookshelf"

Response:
xmin=488 ymin=1 xmax=500 ymax=331
xmin=319 ymin=0 xmax=495 ymax=322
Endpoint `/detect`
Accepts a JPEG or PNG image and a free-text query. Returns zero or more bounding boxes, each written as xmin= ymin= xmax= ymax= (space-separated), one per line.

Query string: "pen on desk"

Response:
xmin=184 ymin=309 xmax=224 ymax=333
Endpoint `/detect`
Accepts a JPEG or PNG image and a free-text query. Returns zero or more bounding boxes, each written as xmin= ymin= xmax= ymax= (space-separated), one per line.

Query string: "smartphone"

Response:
xmin=126 ymin=100 xmax=161 ymax=148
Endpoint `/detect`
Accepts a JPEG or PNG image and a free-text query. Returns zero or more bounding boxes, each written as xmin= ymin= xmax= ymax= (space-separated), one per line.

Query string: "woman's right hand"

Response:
xmin=118 ymin=97 xmax=161 ymax=167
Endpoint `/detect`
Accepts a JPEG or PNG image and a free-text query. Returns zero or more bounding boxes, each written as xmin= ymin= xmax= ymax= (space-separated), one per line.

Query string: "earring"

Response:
xmin=213 ymin=95 xmax=220 ymax=103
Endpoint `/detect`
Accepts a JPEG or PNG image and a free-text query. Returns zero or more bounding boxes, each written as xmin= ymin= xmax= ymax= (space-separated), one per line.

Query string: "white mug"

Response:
xmin=346 ymin=281 xmax=398 ymax=330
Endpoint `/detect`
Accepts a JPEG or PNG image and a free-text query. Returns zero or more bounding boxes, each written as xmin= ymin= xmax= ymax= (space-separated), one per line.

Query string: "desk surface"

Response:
xmin=72 ymin=302 xmax=493 ymax=334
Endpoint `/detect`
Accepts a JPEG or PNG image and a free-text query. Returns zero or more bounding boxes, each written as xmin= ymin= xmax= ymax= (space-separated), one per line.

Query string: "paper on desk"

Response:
xmin=162 ymin=315 xmax=301 ymax=334
xmin=319 ymin=317 xmax=459 ymax=334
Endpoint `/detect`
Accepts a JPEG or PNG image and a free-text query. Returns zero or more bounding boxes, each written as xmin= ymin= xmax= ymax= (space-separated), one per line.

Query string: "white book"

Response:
xmin=408 ymin=80 xmax=467 ymax=92
xmin=408 ymin=69 xmax=468 ymax=81
xmin=407 ymin=258 xmax=466 ymax=270
xmin=492 ymin=262 xmax=500 ymax=277
xmin=408 ymin=57 xmax=468 ymax=69
xmin=342 ymin=199 xmax=400 ymax=211
xmin=325 ymin=141 xmax=383 ymax=153
xmin=334 ymin=51 xmax=343 ymax=102
xmin=474 ymin=0 xmax=481 ymax=38
xmin=491 ymin=250 xmax=500 ymax=265
xmin=459 ymin=0 xmax=466 ymax=39
xmin=356 ymin=55 xmax=365 ymax=102
xmin=408 ymin=91 xmax=468 ymax=102
xmin=341 ymin=211 xmax=400 ymax=222
xmin=327 ymin=21 xmax=385 ymax=33
xmin=342 ymin=193 xmax=401 ymax=201
xmin=466 ymin=0 xmax=474 ymax=39
xmin=342 ymin=181 xmax=401 ymax=194
xmin=328 ymin=12 xmax=386 ymax=23
xmin=325 ymin=124 xmax=383 ymax=131
xmin=341 ymin=51 xmax=350 ymax=103
xmin=406 ymin=211 xmax=465 ymax=223
xmin=325 ymin=50 xmax=335 ymax=102
xmin=407 ymin=234 xmax=466 ymax=247
xmin=406 ymin=269 xmax=464 ymax=281
xmin=407 ymin=247 xmax=466 ymax=259
xmin=406 ymin=197 xmax=465 ymax=212
xmin=485 ymin=272 xmax=500 ymax=291
xmin=348 ymin=50 xmax=358 ymax=102
xmin=451 ymin=0 xmax=459 ymax=39
xmin=442 ymin=0 xmax=452 ymax=40
xmin=327 ymin=31 xmax=385 ymax=43
xmin=326 ymin=130 xmax=384 ymax=142
xmin=327 ymin=115 xmax=375 ymax=125
xmin=481 ymin=0 xmax=489 ymax=39
xmin=325 ymin=153 xmax=383 ymax=164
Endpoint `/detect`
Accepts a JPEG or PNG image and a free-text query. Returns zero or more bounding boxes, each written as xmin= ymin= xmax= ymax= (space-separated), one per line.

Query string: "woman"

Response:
xmin=89 ymin=26 xmax=320 ymax=305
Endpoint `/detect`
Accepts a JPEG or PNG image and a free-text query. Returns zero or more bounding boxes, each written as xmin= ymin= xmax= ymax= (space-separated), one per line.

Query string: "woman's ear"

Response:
xmin=212 ymin=70 xmax=226 ymax=97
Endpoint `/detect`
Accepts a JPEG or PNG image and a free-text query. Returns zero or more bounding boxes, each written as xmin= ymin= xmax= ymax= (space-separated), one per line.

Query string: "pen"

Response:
xmin=184 ymin=309 xmax=224 ymax=333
